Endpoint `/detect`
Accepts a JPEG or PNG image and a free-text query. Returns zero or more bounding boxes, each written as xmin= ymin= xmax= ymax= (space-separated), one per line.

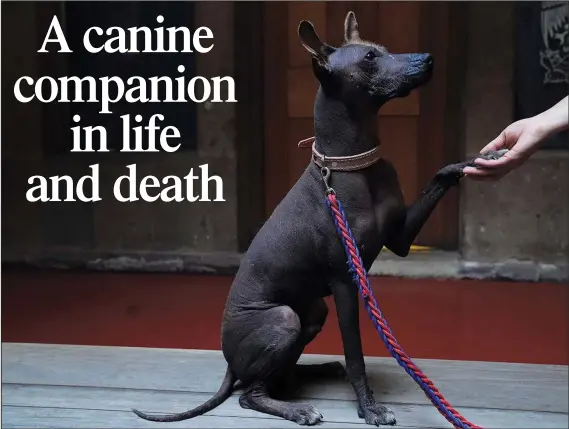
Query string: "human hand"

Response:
xmin=462 ymin=117 xmax=547 ymax=180
xmin=463 ymin=96 xmax=568 ymax=181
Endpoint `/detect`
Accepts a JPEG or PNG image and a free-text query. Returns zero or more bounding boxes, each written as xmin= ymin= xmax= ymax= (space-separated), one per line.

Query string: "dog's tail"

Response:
xmin=132 ymin=366 xmax=237 ymax=422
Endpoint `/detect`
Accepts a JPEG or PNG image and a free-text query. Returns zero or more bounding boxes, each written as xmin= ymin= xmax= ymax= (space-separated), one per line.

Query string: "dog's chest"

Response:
xmin=334 ymin=195 xmax=381 ymax=256
xmin=332 ymin=176 xmax=404 ymax=263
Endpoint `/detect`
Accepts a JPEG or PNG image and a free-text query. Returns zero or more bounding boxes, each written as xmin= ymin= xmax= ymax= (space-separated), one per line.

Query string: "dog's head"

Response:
xmin=298 ymin=11 xmax=433 ymax=110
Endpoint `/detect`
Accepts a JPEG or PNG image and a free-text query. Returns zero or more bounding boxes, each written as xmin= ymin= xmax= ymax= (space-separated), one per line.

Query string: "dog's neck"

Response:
xmin=313 ymin=88 xmax=380 ymax=157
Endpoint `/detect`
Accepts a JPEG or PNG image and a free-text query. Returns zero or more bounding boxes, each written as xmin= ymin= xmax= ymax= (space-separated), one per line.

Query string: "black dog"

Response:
xmin=133 ymin=12 xmax=504 ymax=426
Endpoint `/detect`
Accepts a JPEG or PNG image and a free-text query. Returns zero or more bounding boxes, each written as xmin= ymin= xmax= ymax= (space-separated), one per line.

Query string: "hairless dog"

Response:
xmin=133 ymin=11 xmax=505 ymax=426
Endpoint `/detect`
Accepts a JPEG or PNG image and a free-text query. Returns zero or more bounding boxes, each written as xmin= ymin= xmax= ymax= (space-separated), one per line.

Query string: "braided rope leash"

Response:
xmin=321 ymin=167 xmax=481 ymax=429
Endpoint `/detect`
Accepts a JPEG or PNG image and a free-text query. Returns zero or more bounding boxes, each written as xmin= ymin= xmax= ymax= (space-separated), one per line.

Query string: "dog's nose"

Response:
xmin=421 ymin=53 xmax=434 ymax=67
xmin=410 ymin=53 xmax=434 ymax=68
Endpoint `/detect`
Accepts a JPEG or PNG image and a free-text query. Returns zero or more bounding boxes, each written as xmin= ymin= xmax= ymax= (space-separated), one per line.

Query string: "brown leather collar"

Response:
xmin=298 ymin=136 xmax=381 ymax=171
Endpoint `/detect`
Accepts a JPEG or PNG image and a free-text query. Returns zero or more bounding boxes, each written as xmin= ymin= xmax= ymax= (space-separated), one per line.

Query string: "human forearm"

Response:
xmin=533 ymin=96 xmax=568 ymax=139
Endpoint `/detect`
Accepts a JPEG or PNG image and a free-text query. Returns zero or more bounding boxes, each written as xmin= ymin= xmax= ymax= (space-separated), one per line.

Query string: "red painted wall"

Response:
xmin=2 ymin=270 xmax=567 ymax=365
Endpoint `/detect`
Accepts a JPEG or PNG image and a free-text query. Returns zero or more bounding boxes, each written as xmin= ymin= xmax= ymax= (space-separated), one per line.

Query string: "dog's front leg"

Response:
xmin=386 ymin=150 xmax=506 ymax=257
xmin=385 ymin=172 xmax=453 ymax=257
xmin=331 ymin=278 xmax=396 ymax=426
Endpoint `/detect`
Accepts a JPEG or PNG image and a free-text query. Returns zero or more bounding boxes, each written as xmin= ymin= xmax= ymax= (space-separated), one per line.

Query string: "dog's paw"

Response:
xmin=357 ymin=402 xmax=396 ymax=426
xmin=479 ymin=148 xmax=508 ymax=161
xmin=438 ymin=149 xmax=510 ymax=184
xmin=285 ymin=405 xmax=323 ymax=426
xmin=463 ymin=149 xmax=509 ymax=169
xmin=435 ymin=164 xmax=464 ymax=186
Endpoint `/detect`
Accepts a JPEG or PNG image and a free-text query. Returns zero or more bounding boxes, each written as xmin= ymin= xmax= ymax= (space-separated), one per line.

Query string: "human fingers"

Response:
xmin=462 ymin=165 xmax=511 ymax=181
xmin=471 ymin=148 xmax=524 ymax=169
xmin=472 ymin=156 xmax=513 ymax=168
xmin=462 ymin=155 xmax=519 ymax=177
xmin=462 ymin=165 xmax=506 ymax=177
xmin=464 ymin=172 xmax=507 ymax=182
xmin=476 ymin=129 xmax=540 ymax=173
xmin=462 ymin=166 xmax=482 ymax=175
xmin=478 ymin=130 xmax=508 ymax=154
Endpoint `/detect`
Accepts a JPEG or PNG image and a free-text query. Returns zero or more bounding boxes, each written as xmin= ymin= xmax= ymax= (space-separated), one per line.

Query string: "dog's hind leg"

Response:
xmin=295 ymin=361 xmax=347 ymax=379
xmin=294 ymin=299 xmax=346 ymax=380
xmin=271 ymin=299 xmax=346 ymax=399
xmin=231 ymin=305 xmax=324 ymax=425
xmin=240 ymin=383 xmax=323 ymax=426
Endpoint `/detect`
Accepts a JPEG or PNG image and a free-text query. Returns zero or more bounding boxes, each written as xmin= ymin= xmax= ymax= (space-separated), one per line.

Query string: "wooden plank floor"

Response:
xmin=2 ymin=343 xmax=568 ymax=428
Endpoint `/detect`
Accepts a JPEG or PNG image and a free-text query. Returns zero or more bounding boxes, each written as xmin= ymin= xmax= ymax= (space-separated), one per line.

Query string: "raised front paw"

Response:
xmin=357 ymin=402 xmax=396 ymax=426
xmin=480 ymin=148 xmax=508 ymax=161
xmin=437 ymin=149 xmax=509 ymax=186
xmin=435 ymin=163 xmax=465 ymax=186
xmin=465 ymin=148 xmax=509 ymax=168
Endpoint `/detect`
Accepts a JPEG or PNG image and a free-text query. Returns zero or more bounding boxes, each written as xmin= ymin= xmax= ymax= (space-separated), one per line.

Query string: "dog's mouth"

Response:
xmin=394 ymin=65 xmax=433 ymax=98
xmin=408 ymin=64 xmax=434 ymax=85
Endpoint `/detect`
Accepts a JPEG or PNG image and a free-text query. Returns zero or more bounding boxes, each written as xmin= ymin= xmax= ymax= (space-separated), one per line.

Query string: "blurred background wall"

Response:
xmin=2 ymin=1 xmax=567 ymax=279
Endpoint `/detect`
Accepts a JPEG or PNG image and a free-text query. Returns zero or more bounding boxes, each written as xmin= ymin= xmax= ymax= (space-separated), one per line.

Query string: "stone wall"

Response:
xmin=459 ymin=2 xmax=568 ymax=277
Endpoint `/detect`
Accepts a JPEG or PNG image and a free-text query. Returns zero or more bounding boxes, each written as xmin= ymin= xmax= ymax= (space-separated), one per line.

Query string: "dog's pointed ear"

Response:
xmin=344 ymin=11 xmax=360 ymax=43
xmin=298 ymin=20 xmax=336 ymax=62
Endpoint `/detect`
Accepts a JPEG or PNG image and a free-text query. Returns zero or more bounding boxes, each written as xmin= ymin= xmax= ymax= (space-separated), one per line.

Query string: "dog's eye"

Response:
xmin=364 ymin=51 xmax=377 ymax=61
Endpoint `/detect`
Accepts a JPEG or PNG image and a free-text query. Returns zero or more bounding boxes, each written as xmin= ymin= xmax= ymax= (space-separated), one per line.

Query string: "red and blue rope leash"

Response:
xmin=321 ymin=167 xmax=481 ymax=429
